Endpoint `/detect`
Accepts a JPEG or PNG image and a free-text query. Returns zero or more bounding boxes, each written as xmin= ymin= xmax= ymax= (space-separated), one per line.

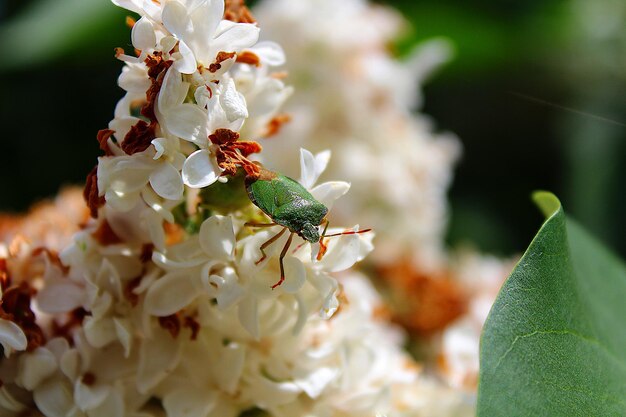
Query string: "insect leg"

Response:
xmin=255 ymin=227 xmax=287 ymax=265
xmin=272 ymin=232 xmax=294 ymax=289
xmin=317 ymin=219 xmax=331 ymax=260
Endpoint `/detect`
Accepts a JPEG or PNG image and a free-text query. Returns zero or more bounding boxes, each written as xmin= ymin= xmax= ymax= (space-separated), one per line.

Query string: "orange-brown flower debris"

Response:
xmin=210 ymin=128 xmax=262 ymax=178
xmin=224 ymin=0 xmax=256 ymax=24
xmin=379 ymin=260 xmax=468 ymax=337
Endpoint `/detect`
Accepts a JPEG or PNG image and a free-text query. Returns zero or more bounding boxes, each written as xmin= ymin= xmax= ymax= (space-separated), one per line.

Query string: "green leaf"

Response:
xmin=477 ymin=192 xmax=626 ymax=416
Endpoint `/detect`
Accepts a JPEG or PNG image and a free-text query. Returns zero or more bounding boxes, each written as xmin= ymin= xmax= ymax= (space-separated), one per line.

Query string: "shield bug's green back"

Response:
xmin=245 ymin=168 xmax=328 ymax=242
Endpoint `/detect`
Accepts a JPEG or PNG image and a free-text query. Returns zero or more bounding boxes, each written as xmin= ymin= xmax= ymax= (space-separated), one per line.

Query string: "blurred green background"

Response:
xmin=1 ymin=0 xmax=624 ymax=257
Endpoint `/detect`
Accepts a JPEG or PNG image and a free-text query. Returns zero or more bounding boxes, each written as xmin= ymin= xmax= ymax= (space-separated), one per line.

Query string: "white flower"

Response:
xmin=156 ymin=67 xmax=248 ymax=148
xmin=161 ymin=0 xmax=260 ymax=73
xmin=0 ymin=319 xmax=27 ymax=357
xmin=97 ymin=140 xmax=185 ymax=214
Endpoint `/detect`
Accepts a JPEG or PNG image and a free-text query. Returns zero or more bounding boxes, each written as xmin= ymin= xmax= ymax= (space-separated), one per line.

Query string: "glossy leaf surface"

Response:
xmin=478 ymin=192 xmax=626 ymax=416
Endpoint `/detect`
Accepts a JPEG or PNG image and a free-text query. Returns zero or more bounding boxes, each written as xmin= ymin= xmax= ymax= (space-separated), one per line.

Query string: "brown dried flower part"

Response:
xmin=124 ymin=276 xmax=143 ymax=307
xmin=52 ymin=307 xmax=89 ymax=342
xmin=159 ymin=314 xmax=181 ymax=338
xmin=264 ymin=114 xmax=292 ymax=138
xmin=120 ymin=52 xmax=173 ymax=155
xmin=91 ymin=220 xmax=123 ymax=246
xmin=140 ymin=243 xmax=155 ymax=263
xmin=235 ymin=51 xmax=260 ymax=67
xmin=125 ymin=16 xmax=136 ymax=29
xmin=97 ymin=129 xmax=115 ymax=156
xmin=164 ymin=222 xmax=185 ymax=246
xmin=184 ymin=316 xmax=201 ymax=340
xmin=143 ymin=52 xmax=173 ymax=119
xmin=329 ymin=284 xmax=349 ymax=319
xmin=82 ymin=372 xmax=97 ymax=386
xmin=209 ymin=129 xmax=262 ymax=178
xmin=224 ymin=0 xmax=256 ymax=24
xmin=0 ymin=282 xmax=45 ymax=351
xmin=121 ymin=119 xmax=157 ymax=155
xmin=379 ymin=260 xmax=468 ymax=337
xmin=0 ymin=259 xmax=11 ymax=292
xmin=84 ymin=166 xmax=105 ymax=219
xmin=31 ymin=247 xmax=69 ymax=274
xmin=209 ymin=51 xmax=236 ymax=73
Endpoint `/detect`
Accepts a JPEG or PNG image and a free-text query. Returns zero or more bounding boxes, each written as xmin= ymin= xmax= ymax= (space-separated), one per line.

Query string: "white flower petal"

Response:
xmin=299 ymin=148 xmax=317 ymax=189
xmin=294 ymin=367 xmax=338 ymax=398
xmin=141 ymin=187 xmax=176 ymax=224
xmin=113 ymin=318 xmax=133 ymax=358
xmin=151 ymin=138 xmax=167 ymax=160
xmin=162 ymin=0 xmax=191 ymax=40
xmin=149 ymin=162 xmax=184 ymax=201
xmin=137 ymin=326 xmax=182 ymax=393
xmin=152 ymin=251 xmax=206 ymax=271
xmin=60 ymin=349 xmax=80 ymax=380
xmin=145 ymin=271 xmax=203 ymax=316
xmin=238 ymin=296 xmax=259 ymax=339
xmin=212 ymin=343 xmax=245 ymax=394
xmin=36 ymin=278 xmax=84 ymax=314
xmin=220 ymin=79 xmax=249 ymax=122
xmin=212 ymin=20 xmax=260 ymax=54
xmin=314 ymin=150 xmax=331 ymax=179
xmin=292 ymin=294 xmax=309 ymax=336
xmin=88 ymin=389 xmax=124 ymax=417
xmin=244 ymin=374 xmax=300 ymax=407
xmin=318 ymin=229 xmax=373 ymax=273
xmin=109 ymin=116 xmax=139 ymax=144
xmin=204 ymin=270 xmax=245 ymax=310
xmin=111 ymin=0 xmax=142 ymax=14
xmin=33 ymin=378 xmax=75 ymax=417
xmin=131 ymin=17 xmax=156 ymax=51
xmin=17 ymin=347 xmax=58 ymax=391
xmin=0 ymin=385 xmax=26 ymax=412
xmin=190 ymin=0 xmax=223 ymax=51
xmin=280 ymin=257 xmax=306 ymax=293
xmin=118 ymin=64 xmax=150 ymax=94
xmin=165 ymin=103 xmax=208 ymax=144
xmin=84 ymin=317 xmax=117 ymax=348
xmin=310 ymin=181 xmax=350 ymax=209
xmin=173 ymin=40 xmax=197 ymax=74
xmin=199 ymin=215 xmax=235 ymax=262
xmin=158 ymin=67 xmax=188 ymax=113
xmin=163 ymin=387 xmax=216 ymax=417
xmin=251 ymin=41 xmax=286 ymax=66
xmin=182 ymin=149 xmax=220 ymax=188
xmin=45 ymin=338 xmax=70 ymax=362
xmin=75 ymin=380 xmax=110 ymax=411
xmin=0 ymin=319 xmax=27 ymax=355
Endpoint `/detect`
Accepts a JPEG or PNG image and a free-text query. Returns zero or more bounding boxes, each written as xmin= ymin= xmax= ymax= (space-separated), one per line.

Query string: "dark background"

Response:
xmin=1 ymin=0 xmax=624 ymax=257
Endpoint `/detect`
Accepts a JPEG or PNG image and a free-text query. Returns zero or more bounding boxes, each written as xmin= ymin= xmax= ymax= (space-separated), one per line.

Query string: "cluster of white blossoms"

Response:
xmin=252 ymin=0 xmax=514 ymax=397
xmin=0 ymin=1 xmax=475 ymax=416
xmin=254 ymin=0 xmax=460 ymax=272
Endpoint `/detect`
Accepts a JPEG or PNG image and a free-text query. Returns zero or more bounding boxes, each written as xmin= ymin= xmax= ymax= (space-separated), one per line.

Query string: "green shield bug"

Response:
xmin=201 ymin=129 xmax=370 ymax=289
xmin=244 ymin=166 xmax=370 ymax=289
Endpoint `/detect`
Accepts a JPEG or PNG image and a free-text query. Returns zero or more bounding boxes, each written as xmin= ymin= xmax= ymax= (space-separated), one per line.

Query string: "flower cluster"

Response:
xmin=0 ymin=1 xmax=474 ymax=416
xmin=255 ymin=0 xmax=460 ymax=272
xmin=253 ymin=0 xmax=514 ymax=397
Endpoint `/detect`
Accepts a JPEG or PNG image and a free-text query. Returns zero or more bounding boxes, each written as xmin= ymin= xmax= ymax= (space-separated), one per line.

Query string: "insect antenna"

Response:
xmin=316 ymin=221 xmax=372 ymax=261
